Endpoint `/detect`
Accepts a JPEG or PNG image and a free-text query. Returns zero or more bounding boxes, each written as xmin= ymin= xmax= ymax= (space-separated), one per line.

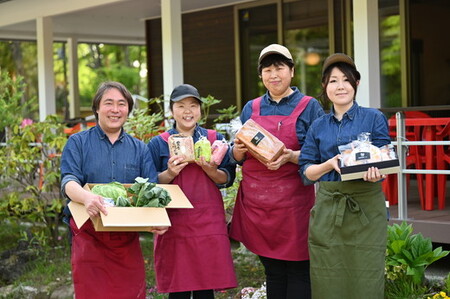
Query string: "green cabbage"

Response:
xmin=91 ymin=182 xmax=127 ymax=201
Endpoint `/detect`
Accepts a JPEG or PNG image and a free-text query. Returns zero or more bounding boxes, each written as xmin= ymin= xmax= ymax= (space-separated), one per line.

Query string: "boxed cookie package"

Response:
xmin=339 ymin=132 xmax=399 ymax=181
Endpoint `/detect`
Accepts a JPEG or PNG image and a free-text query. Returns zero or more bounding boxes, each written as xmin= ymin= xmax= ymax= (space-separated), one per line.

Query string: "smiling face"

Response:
xmin=171 ymin=97 xmax=201 ymax=135
xmin=96 ymin=88 xmax=129 ymax=134
xmin=326 ymin=66 xmax=358 ymax=112
xmin=260 ymin=62 xmax=294 ymax=101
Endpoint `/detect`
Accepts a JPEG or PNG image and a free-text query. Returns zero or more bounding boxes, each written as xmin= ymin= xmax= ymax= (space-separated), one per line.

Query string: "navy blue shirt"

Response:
xmin=240 ymin=87 xmax=325 ymax=147
xmin=299 ymin=102 xmax=391 ymax=182
xmin=61 ymin=125 xmax=158 ymax=192
xmin=147 ymin=125 xmax=236 ymax=189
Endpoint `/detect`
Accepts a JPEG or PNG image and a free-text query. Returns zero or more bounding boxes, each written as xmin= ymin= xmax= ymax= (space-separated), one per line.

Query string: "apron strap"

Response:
xmin=160 ymin=131 xmax=170 ymax=142
xmin=206 ymin=129 xmax=217 ymax=143
xmin=250 ymin=97 xmax=263 ymax=118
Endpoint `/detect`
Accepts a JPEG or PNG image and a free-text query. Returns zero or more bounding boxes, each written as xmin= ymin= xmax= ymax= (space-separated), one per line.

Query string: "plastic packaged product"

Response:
xmin=211 ymin=139 xmax=229 ymax=165
xmin=168 ymin=134 xmax=195 ymax=162
xmin=194 ymin=136 xmax=212 ymax=162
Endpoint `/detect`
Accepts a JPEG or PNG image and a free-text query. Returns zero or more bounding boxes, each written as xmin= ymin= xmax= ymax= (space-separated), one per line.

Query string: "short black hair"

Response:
xmin=91 ymin=81 xmax=134 ymax=121
xmin=258 ymin=54 xmax=295 ymax=75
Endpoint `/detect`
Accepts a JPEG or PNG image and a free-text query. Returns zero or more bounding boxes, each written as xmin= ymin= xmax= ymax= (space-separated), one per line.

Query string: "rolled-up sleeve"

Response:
xmin=299 ymin=124 xmax=321 ymax=185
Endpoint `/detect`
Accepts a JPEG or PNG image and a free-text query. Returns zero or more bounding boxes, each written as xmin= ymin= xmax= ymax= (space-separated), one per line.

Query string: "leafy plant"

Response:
xmin=221 ymin=165 xmax=241 ymax=222
xmin=199 ymin=94 xmax=221 ymax=126
xmin=0 ymin=70 xmax=37 ymax=140
xmin=385 ymin=222 xmax=450 ymax=298
xmin=214 ymin=105 xmax=240 ymax=125
xmin=124 ymin=96 xmax=165 ymax=143
xmin=0 ymin=114 xmax=67 ymax=245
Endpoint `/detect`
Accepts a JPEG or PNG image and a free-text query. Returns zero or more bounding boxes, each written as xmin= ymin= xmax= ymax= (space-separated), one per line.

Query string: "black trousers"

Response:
xmin=168 ymin=289 xmax=214 ymax=299
xmin=259 ymin=256 xmax=311 ymax=299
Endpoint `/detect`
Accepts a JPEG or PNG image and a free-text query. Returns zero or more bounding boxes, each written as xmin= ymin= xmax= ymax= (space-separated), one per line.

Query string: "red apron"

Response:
xmin=229 ymin=96 xmax=315 ymax=261
xmin=155 ymin=130 xmax=237 ymax=293
xmin=69 ymin=218 xmax=146 ymax=299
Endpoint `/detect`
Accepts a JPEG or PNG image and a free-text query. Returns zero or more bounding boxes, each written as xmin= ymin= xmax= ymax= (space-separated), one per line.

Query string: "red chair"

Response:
xmin=382 ymin=111 xmax=430 ymax=206
xmin=436 ymin=121 xmax=450 ymax=210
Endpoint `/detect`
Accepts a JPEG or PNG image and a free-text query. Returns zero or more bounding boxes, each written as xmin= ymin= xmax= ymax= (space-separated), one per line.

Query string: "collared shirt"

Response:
xmin=240 ymin=87 xmax=325 ymax=146
xmin=299 ymin=101 xmax=391 ymax=183
xmin=61 ymin=125 xmax=157 ymax=192
xmin=147 ymin=125 xmax=236 ymax=189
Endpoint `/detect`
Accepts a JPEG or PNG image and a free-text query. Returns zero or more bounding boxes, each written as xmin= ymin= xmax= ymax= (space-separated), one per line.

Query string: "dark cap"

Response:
xmin=258 ymin=44 xmax=293 ymax=64
xmin=322 ymin=53 xmax=356 ymax=75
xmin=170 ymin=84 xmax=203 ymax=103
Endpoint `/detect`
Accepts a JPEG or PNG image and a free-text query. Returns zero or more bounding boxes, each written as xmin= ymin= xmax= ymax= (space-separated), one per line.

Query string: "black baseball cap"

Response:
xmin=170 ymin=84 xmax=204 ymax=103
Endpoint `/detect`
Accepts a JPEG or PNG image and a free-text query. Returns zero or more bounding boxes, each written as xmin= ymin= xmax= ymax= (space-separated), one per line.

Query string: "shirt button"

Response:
xmin=113 ymin=161 xmax=116 ymax=165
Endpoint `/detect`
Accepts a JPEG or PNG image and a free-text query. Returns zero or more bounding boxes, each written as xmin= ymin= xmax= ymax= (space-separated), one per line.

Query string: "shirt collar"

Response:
xmin=95 ymin=125 xmax=125 ymax=142
xmin=331 ymin=101 xmax=359 ymax=121
xmin=170 ymin=123 xmax=201 ymax=136
xmin=265 ymin=86 xmax=299 ymax=105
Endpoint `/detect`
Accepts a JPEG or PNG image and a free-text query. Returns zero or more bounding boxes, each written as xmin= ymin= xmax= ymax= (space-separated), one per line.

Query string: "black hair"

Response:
xmin=319 ymin=62 xmax=361 ymax=103
xmin=91 ymin=81 xmax=134 ymax=121
xmin=258 ymin=54 xmax=295 ymax=75
xmin=169 ymin=97 xmax=202 ymax=111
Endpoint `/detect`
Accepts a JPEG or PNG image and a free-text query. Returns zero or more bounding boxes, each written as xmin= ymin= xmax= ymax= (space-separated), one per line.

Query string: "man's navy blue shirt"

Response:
xmin=61 ymin=125 xmax=157 ymax=191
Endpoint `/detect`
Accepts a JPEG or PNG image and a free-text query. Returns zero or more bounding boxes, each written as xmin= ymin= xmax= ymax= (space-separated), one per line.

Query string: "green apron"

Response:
xmin=309 ymin=181 xmax=387 ymax=299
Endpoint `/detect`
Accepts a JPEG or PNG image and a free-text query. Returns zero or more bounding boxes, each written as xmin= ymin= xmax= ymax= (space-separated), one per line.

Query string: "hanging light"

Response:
xmin=305 ymin=52 xmax=320 ymax=66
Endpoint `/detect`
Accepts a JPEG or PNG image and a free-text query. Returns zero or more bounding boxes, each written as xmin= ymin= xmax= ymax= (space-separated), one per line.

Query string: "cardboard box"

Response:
xmin=68 ymin=183 xmax=193 ymax=232
xmin=340 ymin=159 xmax=400 ymax=181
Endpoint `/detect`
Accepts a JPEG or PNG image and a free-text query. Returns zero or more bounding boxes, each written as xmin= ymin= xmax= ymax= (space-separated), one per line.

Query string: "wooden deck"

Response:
xmin=388 ymin=178 xmax=450 ymax=244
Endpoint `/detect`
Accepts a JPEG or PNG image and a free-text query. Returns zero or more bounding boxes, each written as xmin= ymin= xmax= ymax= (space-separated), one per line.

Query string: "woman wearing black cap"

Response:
xmin=229 ymin=44 xmax=325 ymax=299
xmin=147 ymin=84 xmax=237 ymax=299
xmin=299 ymin=53 xmax=391 ymax=298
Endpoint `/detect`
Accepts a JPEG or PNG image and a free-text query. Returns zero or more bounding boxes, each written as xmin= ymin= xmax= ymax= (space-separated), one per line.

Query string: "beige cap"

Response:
xmin=258 ymin=44 xmax=293 ymax=64
xmin=322 ymin=53 xmax=355 ymax=75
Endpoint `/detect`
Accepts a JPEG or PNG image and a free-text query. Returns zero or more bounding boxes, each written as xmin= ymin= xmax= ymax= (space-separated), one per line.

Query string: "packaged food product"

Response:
xmin=194 ymin=136 xmax=212 ymax=162
xmin=338 ymin=132 xmax=400 ymax=181
xmin=235 ymin=119 xmax=286 ymax=164
xmin=168 ymin=134 xmax=195 ymax=162
xmin=338 ymin=132 xmax=397 ymax=167
xmin=211 ymin=139 xmax=229 ymax=165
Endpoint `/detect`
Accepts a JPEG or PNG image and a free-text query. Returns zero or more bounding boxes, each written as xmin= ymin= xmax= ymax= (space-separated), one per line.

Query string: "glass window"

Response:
xmin=284 ymin=0 xmax=329 ymax=106
xmin=379 ymin=0 xmax=401 ymax=108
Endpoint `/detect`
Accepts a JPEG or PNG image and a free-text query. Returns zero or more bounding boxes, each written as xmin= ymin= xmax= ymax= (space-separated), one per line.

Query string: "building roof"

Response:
xmin=0 ymin=0 xmax=252 ymax=44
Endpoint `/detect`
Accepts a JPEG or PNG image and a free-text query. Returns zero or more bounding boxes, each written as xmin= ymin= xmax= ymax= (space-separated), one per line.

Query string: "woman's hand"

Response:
xmin=363 ymin=166 xmax=386 ymax=182
xmin=195 ymin=156 xmax=219 ymax=176
xmin=329 ymin=154 xmax=342 ymax=174
xmin=158 ymin=155 xmax=189 ymax=183
xmin=232 ymin=138 xmax=247 ymax=161
xmin=266 ymin=148 xmax=297 ymax=170
xmin=304 ymin=154 xmax=342 ymax=182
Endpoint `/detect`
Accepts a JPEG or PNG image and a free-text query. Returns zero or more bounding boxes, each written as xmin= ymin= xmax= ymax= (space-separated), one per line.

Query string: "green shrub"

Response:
xmin=385 ymin=222 xmax=450 ymax=298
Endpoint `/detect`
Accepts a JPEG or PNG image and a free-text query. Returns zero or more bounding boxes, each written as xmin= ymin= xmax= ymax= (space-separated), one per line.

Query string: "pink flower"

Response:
xmin=21 ymin=118 xmax=33 ymax=128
